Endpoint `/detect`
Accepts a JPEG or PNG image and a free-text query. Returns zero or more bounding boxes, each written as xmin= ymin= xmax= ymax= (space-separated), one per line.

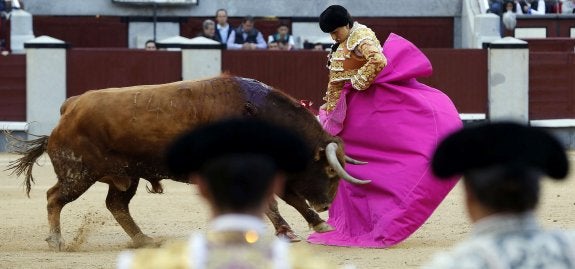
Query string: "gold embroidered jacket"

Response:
xmin=121 ymin=231 xmax=338 ymax=269
xmin=324 ymin=22 xmax=387 ymax=112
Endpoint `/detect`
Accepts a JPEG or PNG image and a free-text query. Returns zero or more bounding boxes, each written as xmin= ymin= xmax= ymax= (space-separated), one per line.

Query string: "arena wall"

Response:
xmin=23 ymin=0 xmax=462 ymax=17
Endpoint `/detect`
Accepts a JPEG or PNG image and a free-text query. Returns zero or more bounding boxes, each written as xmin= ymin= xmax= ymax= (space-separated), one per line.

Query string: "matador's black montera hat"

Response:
xmin=319 ymin=5 xmax=354 ymax=33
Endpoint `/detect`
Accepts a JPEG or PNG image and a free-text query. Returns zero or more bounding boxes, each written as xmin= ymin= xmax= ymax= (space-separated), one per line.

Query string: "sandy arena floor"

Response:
xmin=1 ymin=152 xmax=574 ymax=269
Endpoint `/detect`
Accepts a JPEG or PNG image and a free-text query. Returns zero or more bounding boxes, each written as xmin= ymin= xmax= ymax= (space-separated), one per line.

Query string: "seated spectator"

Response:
xmin=214 ymin=8 xmax=233 ymax=44
xmin=502 ymin=0 xmax=518 ymax=32
xmin=303 ymin=41 xmax=327 ymax=51
xmin=544 ymin=0 xmax=559 ymax=13
xmin=515 ymin=0 xmax=546 ymax=14
xmin=116 ymin=118 xmax=341 ymax=269
xmin=505 ymin=0 xmax=519 ymax=12
xmin=7 ymin=0 xmax=23 ymax=10
xmin=227 ymin=16 xmax=267 ymax=50
xmin=312 ymin=43 xmax=325 ymax=51
xmin=267 ymin=41 xmax=280 ymax=50
xmin=488 ymin=0 xmax=505 ymax=15
xmin=562 ymin=0 xmax=575 ymax=13
xmin=198 ymin=19 xmax=218 ymax=41
xmin=0 ymin=0 xmax=6 ymax=51
xmin=421 ymin=122 xmax=574 ymax=269
xmin=267 ymin=23 xmax=295 ymax=50
xmin=144 ymin=40 xmax=157 ymax=51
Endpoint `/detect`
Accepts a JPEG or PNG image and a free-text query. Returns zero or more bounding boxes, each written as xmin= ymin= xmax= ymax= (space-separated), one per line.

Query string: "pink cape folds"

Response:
xmin=308 ymin=33 xmax=462 ymax=248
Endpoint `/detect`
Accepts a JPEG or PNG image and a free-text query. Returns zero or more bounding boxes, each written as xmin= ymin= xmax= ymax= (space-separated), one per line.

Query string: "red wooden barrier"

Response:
xmin=0 ymin=54 xmax=25 ymax=121
xmin=516 ymin=15 xmax=575 ymax=38
xmin=529 ymin=51 xmax=575 ymax=119
xmin=1 ymin=49 xmax=574 ymax=121
xmin=222 ymin=50 xmax=328 ymax=109
xmin=521 ymin=38 xmax=575 ymax=52
xmin=34 ymin=16 xmax=128 ymax=48
xmin=67 ymin=49 xmax=181 ymax=97
xmin=420 ymin=49 xmax=488 ymax=113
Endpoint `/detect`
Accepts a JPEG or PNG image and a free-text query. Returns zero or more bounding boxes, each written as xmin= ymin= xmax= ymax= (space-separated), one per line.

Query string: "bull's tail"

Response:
xmin=4 ymin=131 xmax=49 ymax=197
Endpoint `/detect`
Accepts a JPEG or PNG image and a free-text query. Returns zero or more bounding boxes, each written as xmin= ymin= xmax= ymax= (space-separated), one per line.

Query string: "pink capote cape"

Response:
xmin=307 ymin=33 xmax=462 ymax=248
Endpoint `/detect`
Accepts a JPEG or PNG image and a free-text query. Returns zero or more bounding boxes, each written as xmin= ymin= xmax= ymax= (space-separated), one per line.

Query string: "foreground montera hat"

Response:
xmin=432 ymin=122 xmax=569 ymax=180
xmin=166 ymin=118 xmax=311 ymax=175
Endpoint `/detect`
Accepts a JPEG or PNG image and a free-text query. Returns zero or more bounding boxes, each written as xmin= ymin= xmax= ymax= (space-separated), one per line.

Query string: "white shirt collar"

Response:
xmin=209 ymin=214 xmax=268 ymax=234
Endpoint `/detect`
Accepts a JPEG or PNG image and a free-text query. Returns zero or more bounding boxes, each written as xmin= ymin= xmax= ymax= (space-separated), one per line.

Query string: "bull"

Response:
xmin=7 ymin=76 xmax=369 ymax=251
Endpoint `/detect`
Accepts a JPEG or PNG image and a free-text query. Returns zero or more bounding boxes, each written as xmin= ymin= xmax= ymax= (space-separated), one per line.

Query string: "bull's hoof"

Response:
xmin=312 ymin=222 xmax=334 ymax=233
xmin=275 ymin=225 xmax=301 ymax=243
xmin=131 ymin=233 xmax=157 ymax=248
xmin=278 ymin=230 xmax=302 ymax=243
xmin=46 ymin=234 xmax=65 ymax=251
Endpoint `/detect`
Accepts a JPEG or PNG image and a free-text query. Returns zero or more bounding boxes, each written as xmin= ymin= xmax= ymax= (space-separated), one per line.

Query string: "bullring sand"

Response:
xmin=1 ymin=152 xmax=574 ymax=268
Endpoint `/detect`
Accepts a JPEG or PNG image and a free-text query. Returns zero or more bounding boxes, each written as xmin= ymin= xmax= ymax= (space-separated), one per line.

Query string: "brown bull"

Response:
xmin=7 ymin=76 xmax=369 ymax=251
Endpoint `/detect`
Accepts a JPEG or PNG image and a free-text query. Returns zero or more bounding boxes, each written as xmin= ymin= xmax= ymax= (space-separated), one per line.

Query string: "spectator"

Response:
xmin=505 ymin=0 xmax=520 ymax=12
xmin=267 ymin=22 xmax=295 ymax=50
xmin=562 ymin=0 xmax=575 ymax=13
xmin=8 ymin=0 xmax=22 ymax=10
xmin=488 ymin=0 xmax=505 ymax=15
xmin=515 ymin=0 xmax=546 ymax=14
xmin=502 ymin=0 xmax=518 ymax=33
xmin=214 ymin=8 xmax=233 ymax=44
xmin=312 ymin=43 xmax=325 ymax=50
xmin=144 ymin=40 xmax=157 ymax=51
xmin=0 ymin=0 xmax=6 ymax=51
xmin=198 ymin=19 xmax=217 ymax=41
xmin=227 ymin=16 xmax=267 ymax=50
xmin=116 ymin=118 xmax=341 ymax=269
xmin=544 ymin=0 xmax=559 ymax=13
xmin=422 ymin=122 xmax=574 ymax=269
xmin=303 ymin=41 xmax=326 ymax=51
xmin=267 ymin=41 xmax=280 ymax=50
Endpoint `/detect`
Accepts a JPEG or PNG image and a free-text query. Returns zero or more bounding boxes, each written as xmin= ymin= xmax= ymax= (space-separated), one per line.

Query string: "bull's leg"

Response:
xmin=105 ymin=178 xmax=153 ymax=247
xmin=281 ymin=189 xmax=334 ymax=233
xmin=46 ymin=179 xmax=95 ymax=251
xmin=265 ymin=198 xmax=301 ymax=242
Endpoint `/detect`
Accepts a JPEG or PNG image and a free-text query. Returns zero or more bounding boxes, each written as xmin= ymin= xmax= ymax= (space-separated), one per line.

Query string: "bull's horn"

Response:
xmin=325 ymin=143 xmax=371 ymax=184
xmin=345 ymin=155 xmax=368 ymax=165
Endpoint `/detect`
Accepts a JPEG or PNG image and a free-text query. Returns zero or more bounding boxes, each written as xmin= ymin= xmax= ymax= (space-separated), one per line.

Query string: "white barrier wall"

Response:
xmin=129 ymin=21 xmax=180 ymax=49
xmin=488 ymin=37 xmax=529 ymax=123
xmin=24 ymin=36 xmax=68 ymax=137
xmin=474 ymin=13 xmax=501 ymax=48
xmin=156 ymin=36 xmax=223 ymax=81
xmin=10 ymin=9 xmax=35 ymax=54
xmin=182 ymin=37 xmax=223 ymax=81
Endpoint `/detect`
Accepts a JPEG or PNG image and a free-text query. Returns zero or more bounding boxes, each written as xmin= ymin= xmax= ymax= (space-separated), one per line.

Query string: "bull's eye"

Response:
xmin=325 ymin=166 xmax=338 ymax=178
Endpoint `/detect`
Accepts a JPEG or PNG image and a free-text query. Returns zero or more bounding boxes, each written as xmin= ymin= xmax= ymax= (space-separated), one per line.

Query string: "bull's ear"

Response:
xmin=314 ymin=147 xmax=325 ymax=161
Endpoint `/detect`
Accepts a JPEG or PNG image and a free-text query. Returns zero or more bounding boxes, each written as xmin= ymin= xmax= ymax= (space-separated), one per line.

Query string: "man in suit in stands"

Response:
xmin=227 ymin=16 xmax=267 ymax=50
xmin=214 ymin=8 xmax=233 ymax=44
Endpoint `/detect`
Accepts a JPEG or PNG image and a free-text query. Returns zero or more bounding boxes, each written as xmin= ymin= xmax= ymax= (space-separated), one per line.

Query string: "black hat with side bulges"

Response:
xmin=319 ymin=5 xmax=354 ymax=33
xmin=165 ymin=118 xmax=311 ymax=176
xmin=432 ymin=122 xmax=569 ymax=181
